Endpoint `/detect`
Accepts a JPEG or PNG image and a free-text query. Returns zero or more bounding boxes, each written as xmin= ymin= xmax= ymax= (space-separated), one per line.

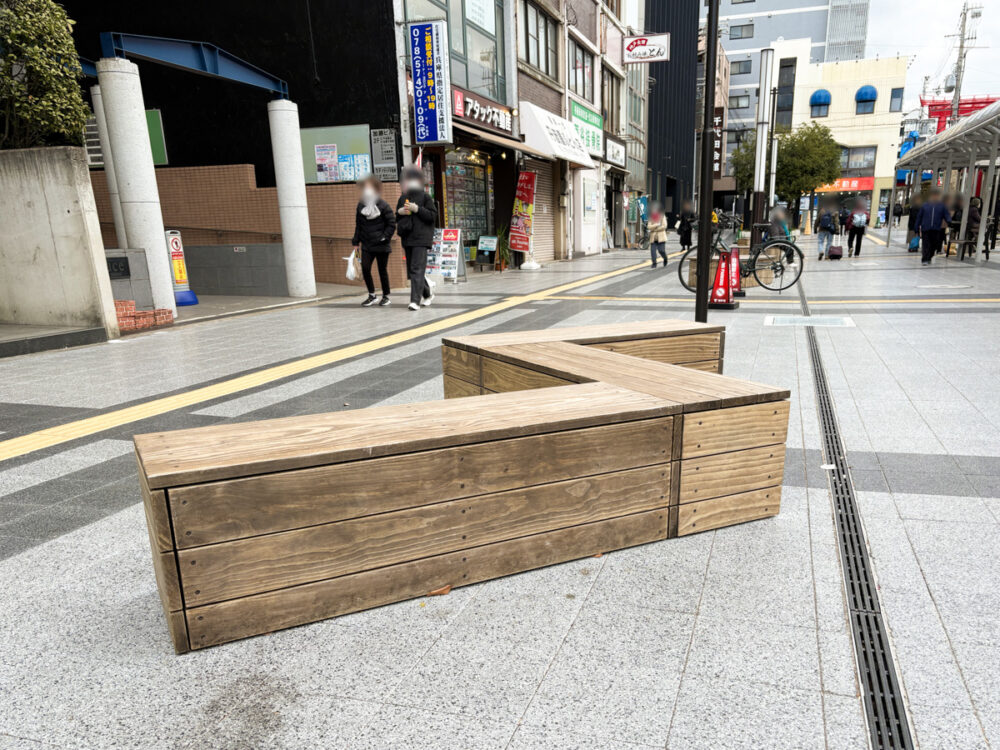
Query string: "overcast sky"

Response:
xmin=865 ymin=0 xmax=1000 ymax=111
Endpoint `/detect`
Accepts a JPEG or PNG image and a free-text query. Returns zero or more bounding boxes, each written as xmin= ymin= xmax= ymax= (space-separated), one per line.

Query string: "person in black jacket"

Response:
xmin=352 ymin=175 xmax=396 ymax=306
xmin=396 ymin=165 xmax=437 ymax=310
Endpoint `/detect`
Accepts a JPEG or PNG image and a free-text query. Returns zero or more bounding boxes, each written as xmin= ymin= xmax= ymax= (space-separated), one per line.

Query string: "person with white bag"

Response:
xmin=351 ymin=175 xmax=396 ymax=307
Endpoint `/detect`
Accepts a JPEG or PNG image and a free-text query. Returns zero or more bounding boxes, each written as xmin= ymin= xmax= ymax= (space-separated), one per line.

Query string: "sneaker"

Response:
xmin=420 ymin=293 xmax=435 ymax=307
xmin=378 ymin=296 xmax=391 ymax=306
xmin=921 ymin=261 xmax=930 ymax=266
xmin=408 ymin=302 xmax=420 ymax=311
xmin=361 ymin=294 xmax=377 ymax=307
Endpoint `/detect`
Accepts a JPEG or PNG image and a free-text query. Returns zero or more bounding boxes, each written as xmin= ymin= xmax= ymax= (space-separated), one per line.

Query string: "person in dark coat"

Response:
xmin=352 ymin=175 xmax=396 ymax=306
xmin=677 ymin=200 xmax=696 ymax=253
xmin=915 ymin=189 xmax=951 ymax=265
xmin=906 ymin=196 xmax=923 ymax=251
xmin=892 ymin=200 xmax=903 ymax=227
xmin=396 ymin=165 xmax=437 ymax=310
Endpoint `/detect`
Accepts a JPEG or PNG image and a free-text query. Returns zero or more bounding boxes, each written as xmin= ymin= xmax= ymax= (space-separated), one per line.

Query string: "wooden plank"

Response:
xmin=679 ymin=444 xmax=786 ymax=503
xmin=166 ymin=610 xmax=190 ymax=655
xmin=185 ymin=509 xmax=668 ymax=649
xmin=681 ymin=401 xmax=790 ymax=458
xmin=677 ymin=486 xmax=781 ymax=536
xmin=149 ymin=547 xmax=183 ymax=612
xmin=444 ymin=319 xmax=724 ymax=354
xmin=177 ymin=464 xmax=670 ymax=606
xmin=136 ymin=453 xmax=173 ymax=552
xmin=441 ymin=345 xmax=480 ymax=385
xmin=667 ymin=505 xmax=679 ymax=539
xmin=588 ymin=333 xmax=721 ymax=365
xmin=480 ymin=356 xmax=576 ymax=392
xmin=135 ymin=382 xmax=678 ymax=488
xmin=682 ymin=359 xmax=722 ymax=373
xmin=170 ymin=417 xmax=674 ymax=548
xmin=442 ymin=374 xmax=481 ymax=399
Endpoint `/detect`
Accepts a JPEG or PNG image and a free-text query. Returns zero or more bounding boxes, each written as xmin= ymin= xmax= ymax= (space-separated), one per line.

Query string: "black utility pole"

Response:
xmin=695 ymin=0 xmax=721 ymax=322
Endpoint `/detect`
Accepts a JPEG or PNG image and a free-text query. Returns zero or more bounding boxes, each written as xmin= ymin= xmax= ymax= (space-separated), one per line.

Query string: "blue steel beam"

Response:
xmin=80 ymin=57 xmax=98 ymax=78
xmin=99 ymin=32 xmax=288 ymax=98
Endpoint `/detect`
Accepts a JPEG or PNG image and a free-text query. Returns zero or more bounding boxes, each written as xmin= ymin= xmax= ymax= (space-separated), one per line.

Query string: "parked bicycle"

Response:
xmin=677 ymin=212 xmax=804 ymax=292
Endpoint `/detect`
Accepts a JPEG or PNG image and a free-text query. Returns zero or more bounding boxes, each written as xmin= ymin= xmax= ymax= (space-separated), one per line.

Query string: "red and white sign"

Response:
xmin=816 ymin=176 xmax=876 ymax=193
xmin=452 ymin=86 xmax=513 ymax=134
xmin=509 ymin=171 xmax=537 ymax=254
xmin=623 ymin=33 xmax=670 ymax=64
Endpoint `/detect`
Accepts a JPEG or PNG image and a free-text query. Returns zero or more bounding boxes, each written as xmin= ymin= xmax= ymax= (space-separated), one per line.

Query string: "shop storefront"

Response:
xmin=569 ymin=100 xmax=604 ymax=256
xmin=603 ymin=132 xmax=627 ymax=249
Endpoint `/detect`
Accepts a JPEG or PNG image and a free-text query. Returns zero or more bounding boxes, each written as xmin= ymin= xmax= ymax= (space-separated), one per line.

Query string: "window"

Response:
xmin=729 ymin=94 xmax=750 ymax=109
xmin=568 ymin=37 xmax=594 ymax=101
xmin=841 ymin=145 xmax=877 ymax=174
xmin=729 ymin=24 xmax=753 ymax=40
xmin=605 ymin=0 xmax=622 ymax=19
xmin=811 ymin=104 xmax=829 ymax=118
xmin=856 ymin=100 xmax=875 ymax=115
xmin=809 ymin=89 xmax=830 ymax=118
xmin=890 ymin=87 xmax=904 ymax=112
xmin=602 ymin=68 xmax=622 ymax=132
xmin=730 ymin=60 xmax=751 ymax=75
xmin=855 ymin=85 xmax=877 ymax=115
xmin=775 ymin=58 xmax=795 ymax=128
xmin=517 ymin=0 xmax=558 ymax=79
xmin=405 ymin=0 xmax=507 ymax=103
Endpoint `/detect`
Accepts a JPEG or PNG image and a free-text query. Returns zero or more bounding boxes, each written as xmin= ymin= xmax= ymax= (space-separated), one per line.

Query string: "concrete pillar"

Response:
xmin=958 ymin=151 xmax=976 ymax=252
xmin=95 ymin=58 xmax=176 ymax=315
xmin=975 ymin=133 xmax=999 ymax=262
xmin=268 ymin=99 xmax=316 ymax=298
xmin=943 ymin=156 xmax=953 ymax=194
xmin=89 ymin=85 xmax=127 ymax=250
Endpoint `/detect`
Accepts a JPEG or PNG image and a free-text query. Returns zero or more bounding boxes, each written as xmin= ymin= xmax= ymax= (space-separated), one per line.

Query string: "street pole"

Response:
xmin=751 ymin=49 xmax=775 ymax=246
xmin=951 ymin=2 xmax=968 ymax=125
xmin=695 ymin=0 xmax=721 ymax=323
xmin=768 ymin=86 xmax=778 ymax=209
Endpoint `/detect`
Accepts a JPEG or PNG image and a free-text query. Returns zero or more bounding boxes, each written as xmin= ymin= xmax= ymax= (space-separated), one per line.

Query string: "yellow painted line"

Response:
xmin=550 ymin=294 xmax=1000 ymax=305
xmin=0 ymin=261 xmax=648 ymax=462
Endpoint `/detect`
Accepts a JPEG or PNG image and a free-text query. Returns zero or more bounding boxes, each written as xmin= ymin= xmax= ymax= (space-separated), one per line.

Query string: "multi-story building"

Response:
xmin=708 ymin=0 xmax=871 ymax=173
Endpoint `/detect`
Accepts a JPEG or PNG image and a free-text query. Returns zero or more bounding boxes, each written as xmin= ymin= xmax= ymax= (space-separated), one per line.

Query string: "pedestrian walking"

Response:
xmin=962 ymin=196 xmax=982 ymax=260
xmin=915 ymin=189 xmax=951 ymax=265
xmin=768 ymin=205 xmax=790 ymax=240
xmin=395 ymin=165 xmax=437 ymax=311
xmin=677 ymin=200 xmax=696 ymax=254
xmin=838 ymin=205 xmax=850 ymax=237
xmin=647 ymin=202 xmax=668 ymax=268
xmin=906 ymin=196 xmax=923 ymax=252
xmin=947 ymin=196 xmax=964 ymax=257
xmin=815 ymin=201 xmax=840 ymax=260
xmin=892 ymin=201 xmax=903 ymax=227
xmin=352 ymin=175 xmax=396 ymax=307
xmin=845 ymin=199 xmax=868 ymax=257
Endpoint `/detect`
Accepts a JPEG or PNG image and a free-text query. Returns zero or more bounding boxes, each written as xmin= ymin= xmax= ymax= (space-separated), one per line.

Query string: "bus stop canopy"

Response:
xmin=894 ymin=99 xmax=1000 ymax=262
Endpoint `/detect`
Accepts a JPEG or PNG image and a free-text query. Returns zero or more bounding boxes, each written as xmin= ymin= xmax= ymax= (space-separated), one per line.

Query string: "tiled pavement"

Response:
xmin=1 ymin=229 xmax=999 ymax=748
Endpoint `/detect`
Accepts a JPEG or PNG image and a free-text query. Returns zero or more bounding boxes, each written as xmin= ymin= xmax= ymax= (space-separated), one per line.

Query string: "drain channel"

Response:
xmin=798 ymin=288 xmax=914 ymax=750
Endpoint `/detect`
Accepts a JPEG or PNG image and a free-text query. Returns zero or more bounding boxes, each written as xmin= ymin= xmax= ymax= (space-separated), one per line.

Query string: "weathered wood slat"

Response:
xmin=679 ymin=444 xmax=785 ymax=503
xmin=681 ymin=401 xmax=791 ymax=458
xmin=444 ymin=319 xmax=725 ymax=353
xmin=481 ymin=356 xmax=576 ymax=392
xmin=137 ymin=455 xmax=173 ymax=553
xmin=135 ymin=382 xmax=678 ymax=488
xmin=677 ymin=486 xmax=781 ymax=536
xmin=170 ymin=417 xmax=674 ymax=548
xmin=185 ymin=509 xmax=668 ymax=649
xmin=683 ymin=359 xmax=722 ymax=373
xmin=178 ymin=464 xmax=670 ymax=606
xmin=441 ymin=345 xmax=480 ymax=385
xmin=442 ymin=374 xmax=481 ymax=399
xmin=588 ymin=333 xmax=721 ymax=365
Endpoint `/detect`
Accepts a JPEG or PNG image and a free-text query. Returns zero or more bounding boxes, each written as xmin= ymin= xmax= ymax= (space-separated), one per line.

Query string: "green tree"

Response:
xmin=0 ymin=0 xmax=89 ymax=150
xmin=729 ymin=122 xmax=841 ymax=203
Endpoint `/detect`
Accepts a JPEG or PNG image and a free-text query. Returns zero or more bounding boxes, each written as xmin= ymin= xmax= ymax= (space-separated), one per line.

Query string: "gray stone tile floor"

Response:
xmin=1 ymin=230 xmax=998 ymax=747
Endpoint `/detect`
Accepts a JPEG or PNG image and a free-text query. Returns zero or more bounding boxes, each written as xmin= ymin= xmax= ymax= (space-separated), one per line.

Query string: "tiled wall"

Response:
xmin=90 ymin=165 xmax=410 ymax=290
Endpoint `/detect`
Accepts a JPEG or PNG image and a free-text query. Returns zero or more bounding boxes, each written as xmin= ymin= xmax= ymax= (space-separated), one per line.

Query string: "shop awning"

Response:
xmin=519 ymin=102 xmax=595 ymax=169
xmin=453 ymin=121 xmax=553 ymax=162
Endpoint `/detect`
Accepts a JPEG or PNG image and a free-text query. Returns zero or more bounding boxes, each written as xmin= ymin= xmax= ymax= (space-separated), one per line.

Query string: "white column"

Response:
xmin=96 ymin=58 xmax=175 ymax=315
xmin=89 ymin=85 xmax=127 ymax=249
xmin=268 ymin=99 xmax=316 ymax=298
xmin=975 ymin=133 xmax=999 ymax=262
xmin=943 ymin=156 xmax=953 ymax=194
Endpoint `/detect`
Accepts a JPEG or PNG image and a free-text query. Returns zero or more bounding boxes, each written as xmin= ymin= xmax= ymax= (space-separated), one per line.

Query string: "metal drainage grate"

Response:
xmin=800 ymin=289 xmax=914 ymax=750
xmin=765 ymin=315 xmax=856 ymax=327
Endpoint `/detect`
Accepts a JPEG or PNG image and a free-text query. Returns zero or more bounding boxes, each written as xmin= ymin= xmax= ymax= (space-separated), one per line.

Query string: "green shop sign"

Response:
xmin=570 ymin=100 xmax=603 ymax=158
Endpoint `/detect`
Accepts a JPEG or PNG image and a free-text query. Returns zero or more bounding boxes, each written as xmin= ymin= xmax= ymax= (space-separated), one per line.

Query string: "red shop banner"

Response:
xmin=509 ymin=171 xmax=537 ymax=254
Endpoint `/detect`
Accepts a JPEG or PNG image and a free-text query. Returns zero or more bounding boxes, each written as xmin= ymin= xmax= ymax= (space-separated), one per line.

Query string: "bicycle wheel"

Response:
xmin=676 ymin=246 xmax=698 ymax=292
xmin=753 ymin=240 xmax=804 ymax=291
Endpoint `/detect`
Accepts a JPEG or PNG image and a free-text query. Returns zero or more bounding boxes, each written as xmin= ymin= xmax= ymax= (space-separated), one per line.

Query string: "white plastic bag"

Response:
xmin=344 ymin=248 xmax=360 ymax=281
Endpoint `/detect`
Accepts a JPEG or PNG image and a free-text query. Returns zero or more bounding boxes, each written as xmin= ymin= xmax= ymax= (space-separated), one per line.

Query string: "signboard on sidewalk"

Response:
xmin=409 ymin=21 xmax=452 ymax=144
xmin=509 ymin=171 xmax=537 ymax=254
xmin=370 ymin=129 xmax=399 ymax=182
xmin=429 ymin=228 xmax=462 ymax=278
xmin=623 ymin=34 xmax=671 ymax=64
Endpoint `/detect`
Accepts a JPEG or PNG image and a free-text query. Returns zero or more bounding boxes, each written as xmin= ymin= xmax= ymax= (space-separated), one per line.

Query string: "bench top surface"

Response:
xmin=444 ymin=319 xmax=724 ymax=353
xmin=135 ymin=382 xmax=678 ymax=489
xmin=487 ymin=342 xmax=789 ymax=411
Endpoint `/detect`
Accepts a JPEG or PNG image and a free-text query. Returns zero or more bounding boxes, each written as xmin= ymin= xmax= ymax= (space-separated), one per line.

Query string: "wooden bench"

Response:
xmin=135 ymin=319 xmax=789 ymax=653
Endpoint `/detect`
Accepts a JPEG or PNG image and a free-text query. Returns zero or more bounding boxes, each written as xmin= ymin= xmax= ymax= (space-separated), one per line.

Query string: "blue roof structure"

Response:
xmin=809 ymin=89 xmax=832 ymax=106
xmin=855 ymin=85 xmax=878 ymax=103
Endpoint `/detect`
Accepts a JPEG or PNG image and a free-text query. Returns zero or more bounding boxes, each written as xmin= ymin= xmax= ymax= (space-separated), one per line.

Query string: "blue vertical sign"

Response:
xmin=408 ymin=20 xmax=452 ymax=144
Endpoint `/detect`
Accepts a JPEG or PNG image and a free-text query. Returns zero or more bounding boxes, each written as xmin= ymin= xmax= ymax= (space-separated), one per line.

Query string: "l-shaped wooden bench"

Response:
xmin=135 ymin=320 xmax=789 ymax=653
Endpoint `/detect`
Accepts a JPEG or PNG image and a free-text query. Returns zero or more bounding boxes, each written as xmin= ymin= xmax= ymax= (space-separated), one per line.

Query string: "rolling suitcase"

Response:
xmin=827 ymin=245 xmax=843 ymax=260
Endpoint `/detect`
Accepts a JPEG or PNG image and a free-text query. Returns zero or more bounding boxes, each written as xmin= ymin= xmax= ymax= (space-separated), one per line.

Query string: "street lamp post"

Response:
xmin=695 ymin=0 xmax=721 ymax=323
